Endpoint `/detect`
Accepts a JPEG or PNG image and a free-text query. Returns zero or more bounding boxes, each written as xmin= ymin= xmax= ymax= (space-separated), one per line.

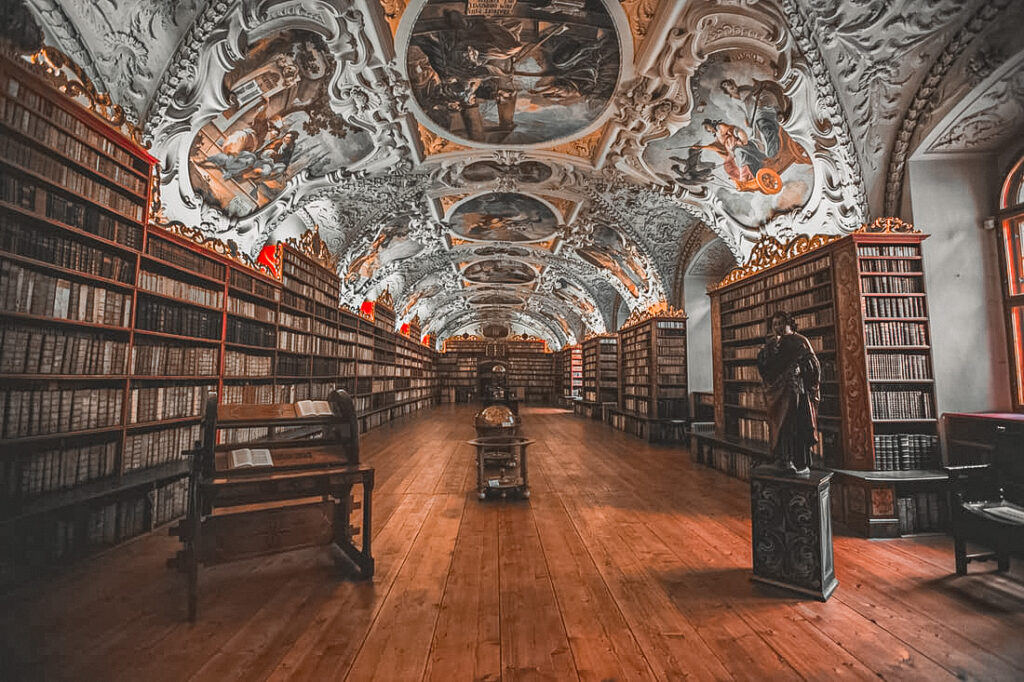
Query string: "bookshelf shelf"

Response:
xmin=707 ymin=230 xmax=942 ymax=538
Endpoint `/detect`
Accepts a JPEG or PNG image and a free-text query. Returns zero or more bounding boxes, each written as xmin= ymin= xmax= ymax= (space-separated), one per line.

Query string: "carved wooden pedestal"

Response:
xmin=750 ymin=466 xmax=838 ymax=601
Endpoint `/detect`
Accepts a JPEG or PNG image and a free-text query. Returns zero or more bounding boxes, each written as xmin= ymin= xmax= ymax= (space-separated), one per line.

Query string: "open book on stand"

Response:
xmin=228 ymin=448 xmax=273 ymax=469
xmin=295 ymin=400 xmax=333 ymax=417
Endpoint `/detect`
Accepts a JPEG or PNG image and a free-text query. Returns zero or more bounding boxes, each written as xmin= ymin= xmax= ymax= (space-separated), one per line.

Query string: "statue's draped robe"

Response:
xmin=757 ymin=332 xmax=821 ymax=468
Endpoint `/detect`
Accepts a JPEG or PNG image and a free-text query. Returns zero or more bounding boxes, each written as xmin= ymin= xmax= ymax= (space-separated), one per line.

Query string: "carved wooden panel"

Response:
xmin=833 ymin=243 xmax=873 ymax=469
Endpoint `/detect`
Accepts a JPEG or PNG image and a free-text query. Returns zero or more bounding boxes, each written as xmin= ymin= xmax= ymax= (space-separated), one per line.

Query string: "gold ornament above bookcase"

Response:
xmin=620 ymin=300 xmax=687 ymax=331
xmin=284 ymin=224 xmax=337 ymax=271
xmin=22 ymin=46 xmax=142 ymax=144
xmin=710 ymin=218 xmax=919 ymax=292
xmin=376 ymin=288 xmax=395 ymax=311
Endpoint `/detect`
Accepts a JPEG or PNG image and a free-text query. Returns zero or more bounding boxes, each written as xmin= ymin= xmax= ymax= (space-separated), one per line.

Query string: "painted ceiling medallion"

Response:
xmin=448 ymin=192 xmax=559 ymax=242
xmin=463 ymin=259 xmax=537 ymax=284
xmin=643 ymin=54 xmax=815 ymax=229
xmin=187 ymin=28 xmax=374 ymax=219
xmin=404 ymin=0 xmax=622 ymax=148
xmin=469 ymin=292 xmax=526 ymax=306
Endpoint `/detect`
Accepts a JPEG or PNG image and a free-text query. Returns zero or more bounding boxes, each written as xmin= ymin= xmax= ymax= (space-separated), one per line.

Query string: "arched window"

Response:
xmin=999 ymin=156 xmax=1024 ymax=410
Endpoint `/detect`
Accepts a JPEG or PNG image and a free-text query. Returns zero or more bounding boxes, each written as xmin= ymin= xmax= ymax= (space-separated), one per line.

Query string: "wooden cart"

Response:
xmin=468 ymin=436 xmax=533 ymax=500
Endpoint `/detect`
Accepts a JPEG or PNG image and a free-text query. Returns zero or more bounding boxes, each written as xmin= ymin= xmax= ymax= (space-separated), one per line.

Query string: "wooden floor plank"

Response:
xmin=3 ymin=405 xmax=1023 ymax=682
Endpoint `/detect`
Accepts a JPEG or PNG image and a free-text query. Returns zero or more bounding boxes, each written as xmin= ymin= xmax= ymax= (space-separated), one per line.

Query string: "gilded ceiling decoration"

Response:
xmin=22 ymin=0 xmax=1020 ymax=347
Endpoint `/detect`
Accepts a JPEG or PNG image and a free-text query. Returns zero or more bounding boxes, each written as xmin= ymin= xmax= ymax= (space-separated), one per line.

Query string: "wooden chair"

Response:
xmin=169 ymin=389 xmax=374 ymax=620
xmin=947 ymin=419 xmax=1024 ymax=575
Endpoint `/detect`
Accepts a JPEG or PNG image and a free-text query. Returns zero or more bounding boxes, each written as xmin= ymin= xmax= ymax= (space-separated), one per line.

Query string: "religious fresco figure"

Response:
xmin=757 ymin=310 xmax=821 ymax=475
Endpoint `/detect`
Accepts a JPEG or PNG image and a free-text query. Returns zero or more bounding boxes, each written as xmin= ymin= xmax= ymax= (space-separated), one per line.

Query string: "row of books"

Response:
xmin=873 ymin=433 xmax=939 ymax=471
xmin=1 ymin=387 xmax=123 ymax=438
xmin=279 ymin=310 xmax=311 ymax=332
xmin=1 ymin=325 xmax=128 ymax=375
xmin=146 ymin=236 xmax=226 ymax=281
xmin=229 ymin=268 xmax=279 ymax=302
xmin=860 ymin=258 xmax=920 ymax=273
xmin=896 ymin=492 xmax=945 ymax=535
xmin=727 ymin=365 xmax=761 ymax=382
xmin=151 ymin=478 xmax=189 ymax=528
xmin=277 ymin=329 xmax=313 ymax=353
xmin=128 ymin=384 xmax=215 ymax=424
xmin=726 ymin=390 xmax=762 ymax=408
xmin=859 ymin=245 xmax=919 ymax=257
xmin=867 ymin=353 xmax=931 ymax=380
xmin=226 ymin=317 xmax=275 ymax=348
xmin=85 ymin=496 xmax=148 ymax=553
xmin=124 ymin=423 xmax=199 ymax=472
xmin=1 ymin=132 xmax=144 ymax=220
xmin=44 ymin=186 xmax=143 ymax=248
xmin=870 ymin=390 xmax=935 ymax=420
xmin=0 ymin=96 xmax=147 ymax=194
xmin=2 ymin=260 xmax=133 ymax=326
xmin=0 ymin=215 xmax=136 ymax=283
xmin=228 ymin=294 xmax=276 ymax=321
xmin=724 ymin=345 xmax=759 ymax=360
xmin=863 ymin=296 xmax=926 ymax=318
xmin=864 ymin=321 xmax=928 ymax=347
xmin=4 ymin=75 xmax=143 ymax=171
xmin=221 ymin=384 xmax=276 ymax=405
xmin=2 ymin=439 xmax=118 ymax=500
xmin=133 ymin=342 xmax=218 ymax=377
xmin=861 ymin=276 xmax=923 ymax=294
xmin=136 ymin=297 xmax=221 ymax=339
xmin=734 ymin=416 xmax=769 ymax=443
xmin=277 ymin=354 xmax=310 ymax=376
xmin=138 ymin=269 xmax=223 ymax=309
xmin=224 ymin=350 xmax=272 ymax=377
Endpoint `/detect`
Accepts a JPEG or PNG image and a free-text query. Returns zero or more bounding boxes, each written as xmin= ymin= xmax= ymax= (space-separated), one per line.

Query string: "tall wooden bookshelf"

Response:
xmin=0 ymin=50 xmax=188 ymax=582
xmin=704 ymin=223 xmax=943 ymax=537
xmin=436 ymin=336 xmax=556 ymax=404
xmin=575 ymin=335 xmax=617 ymax=419
xmin=559 ymin=344 xmax=582 ymax=404
xmin=610 ymin=308 xmax=688 ymax=442
xmin=506 ymin=337 xmax=555 ymax=404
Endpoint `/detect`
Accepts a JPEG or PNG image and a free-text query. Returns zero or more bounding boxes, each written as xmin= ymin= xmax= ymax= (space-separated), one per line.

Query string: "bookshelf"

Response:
xmin=575 ymin=335 xmax=617 ymax=419
xmin=704 ymin=222 xmax=943 ymax=537
xmin=610 ymin=307 xmax=688 ymax=442
xmin=0 ymin=49 xmax=191 ymax=583
xmin=436 ymin=336 xmax=556 ymax=405
xmin=558 ymin=344 xmax=582 ymax=406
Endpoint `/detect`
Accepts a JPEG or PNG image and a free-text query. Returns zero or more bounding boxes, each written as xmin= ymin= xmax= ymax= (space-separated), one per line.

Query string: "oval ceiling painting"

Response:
xmin=188 ymin=29 xmax=374 ymax=218
xmin=469 ymin=292 xmax=526 ymax=306
xmin=405 ymin=0 xmax=622 ymax=147
xmin=450 ymin=192 xmax=558 ymax=242
xmin=463 ymin=259 xmax=536 ymax=284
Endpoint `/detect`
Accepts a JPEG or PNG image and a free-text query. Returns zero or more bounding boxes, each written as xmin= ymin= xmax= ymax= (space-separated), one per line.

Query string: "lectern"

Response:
xmin=750 ymin=466 xmax=838 ymax=600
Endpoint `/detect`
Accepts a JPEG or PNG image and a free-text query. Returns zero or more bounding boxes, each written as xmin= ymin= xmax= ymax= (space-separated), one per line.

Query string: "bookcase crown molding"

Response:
xmin=619 ymin=300 xmax=687 ymax=331
xmin=711 ymin=218 xmax=921 ymax=293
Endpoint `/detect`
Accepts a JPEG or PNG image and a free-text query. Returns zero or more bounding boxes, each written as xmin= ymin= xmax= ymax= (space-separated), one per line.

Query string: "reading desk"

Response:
xmin=169 ymin=390 xmax=374 ymax=620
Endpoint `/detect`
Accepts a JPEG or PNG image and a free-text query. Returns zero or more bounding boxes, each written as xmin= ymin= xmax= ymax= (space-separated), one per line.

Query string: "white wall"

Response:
xmin=907 ymin=155 xmax=1012 ymax=414
xmin=685 ymin=274 xmax=715 ymax=393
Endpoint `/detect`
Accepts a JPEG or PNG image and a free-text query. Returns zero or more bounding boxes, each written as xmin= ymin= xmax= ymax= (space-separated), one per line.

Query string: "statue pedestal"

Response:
xmin=750 ymin=466 xmax=838 ymax=601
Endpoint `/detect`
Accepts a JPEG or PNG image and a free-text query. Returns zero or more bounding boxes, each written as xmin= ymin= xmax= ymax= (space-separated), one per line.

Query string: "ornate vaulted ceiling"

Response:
xmin=23 ymin=0 xmax=1024 ymax=347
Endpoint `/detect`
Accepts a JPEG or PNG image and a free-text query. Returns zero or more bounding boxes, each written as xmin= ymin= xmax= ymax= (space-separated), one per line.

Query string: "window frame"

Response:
xmin=998 ymin=155 xmax=1024 ymax=411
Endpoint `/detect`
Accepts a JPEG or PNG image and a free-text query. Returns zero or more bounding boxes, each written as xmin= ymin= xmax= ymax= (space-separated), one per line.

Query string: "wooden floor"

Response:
xmin=3 ymin=405 xmax=1024 ymax=681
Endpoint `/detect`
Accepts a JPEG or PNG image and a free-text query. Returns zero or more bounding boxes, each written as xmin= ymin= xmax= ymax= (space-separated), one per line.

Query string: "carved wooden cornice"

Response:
xmin=157 ymin=221 xmax=283 ymax=280
xmin=286 ymin=226 xmax=338 ymax=271
xmin=583 ymin=331 xmax=617 ymax=342
xmin=20 ymin=45 xmax=143 ymax=144
xmin=854 ymin=217 xmax=919 ymax=234
xmin=619 ymin=299 xmax=687 ymax=330
xmin=376 ymin=288 xmax=395 ymax=311
xmin=709 ymin=233 xmax=842 ymax=292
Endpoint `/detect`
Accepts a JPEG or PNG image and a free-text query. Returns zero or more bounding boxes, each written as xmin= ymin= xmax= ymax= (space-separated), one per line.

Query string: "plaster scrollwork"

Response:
xmin=929 ymin=64 xmax=1024 ymax=152
xmin=882 ymin=0 xmax=1014 ymax=214
xmin=601 ymin=0 xmax=864 ymax=258
xmin=148 ymin=0 xmax=418 ymax=254
xmin=25 ymin=0 xmax=107 ymax=99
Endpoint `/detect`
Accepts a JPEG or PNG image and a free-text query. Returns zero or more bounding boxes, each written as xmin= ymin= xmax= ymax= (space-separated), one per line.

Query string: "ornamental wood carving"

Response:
xmin=833 ymin=245 xmax=872 ymax=469
xmin=711 ymin=233 xmax=842 ymax=291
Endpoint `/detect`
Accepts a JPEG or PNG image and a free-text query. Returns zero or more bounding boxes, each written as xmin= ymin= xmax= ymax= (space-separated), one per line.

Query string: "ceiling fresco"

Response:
xmin=21 ymin=0 xmax=1023 ymax=347
xmin=447 ymin=192 xmax=560 ymax=242
xmin=404 ymin=0 xmax=623 ymax=147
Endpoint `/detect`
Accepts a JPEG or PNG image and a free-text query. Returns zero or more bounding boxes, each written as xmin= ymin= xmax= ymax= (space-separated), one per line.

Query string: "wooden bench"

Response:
xmin=169 ymin=390 xmax=373 ymax=621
